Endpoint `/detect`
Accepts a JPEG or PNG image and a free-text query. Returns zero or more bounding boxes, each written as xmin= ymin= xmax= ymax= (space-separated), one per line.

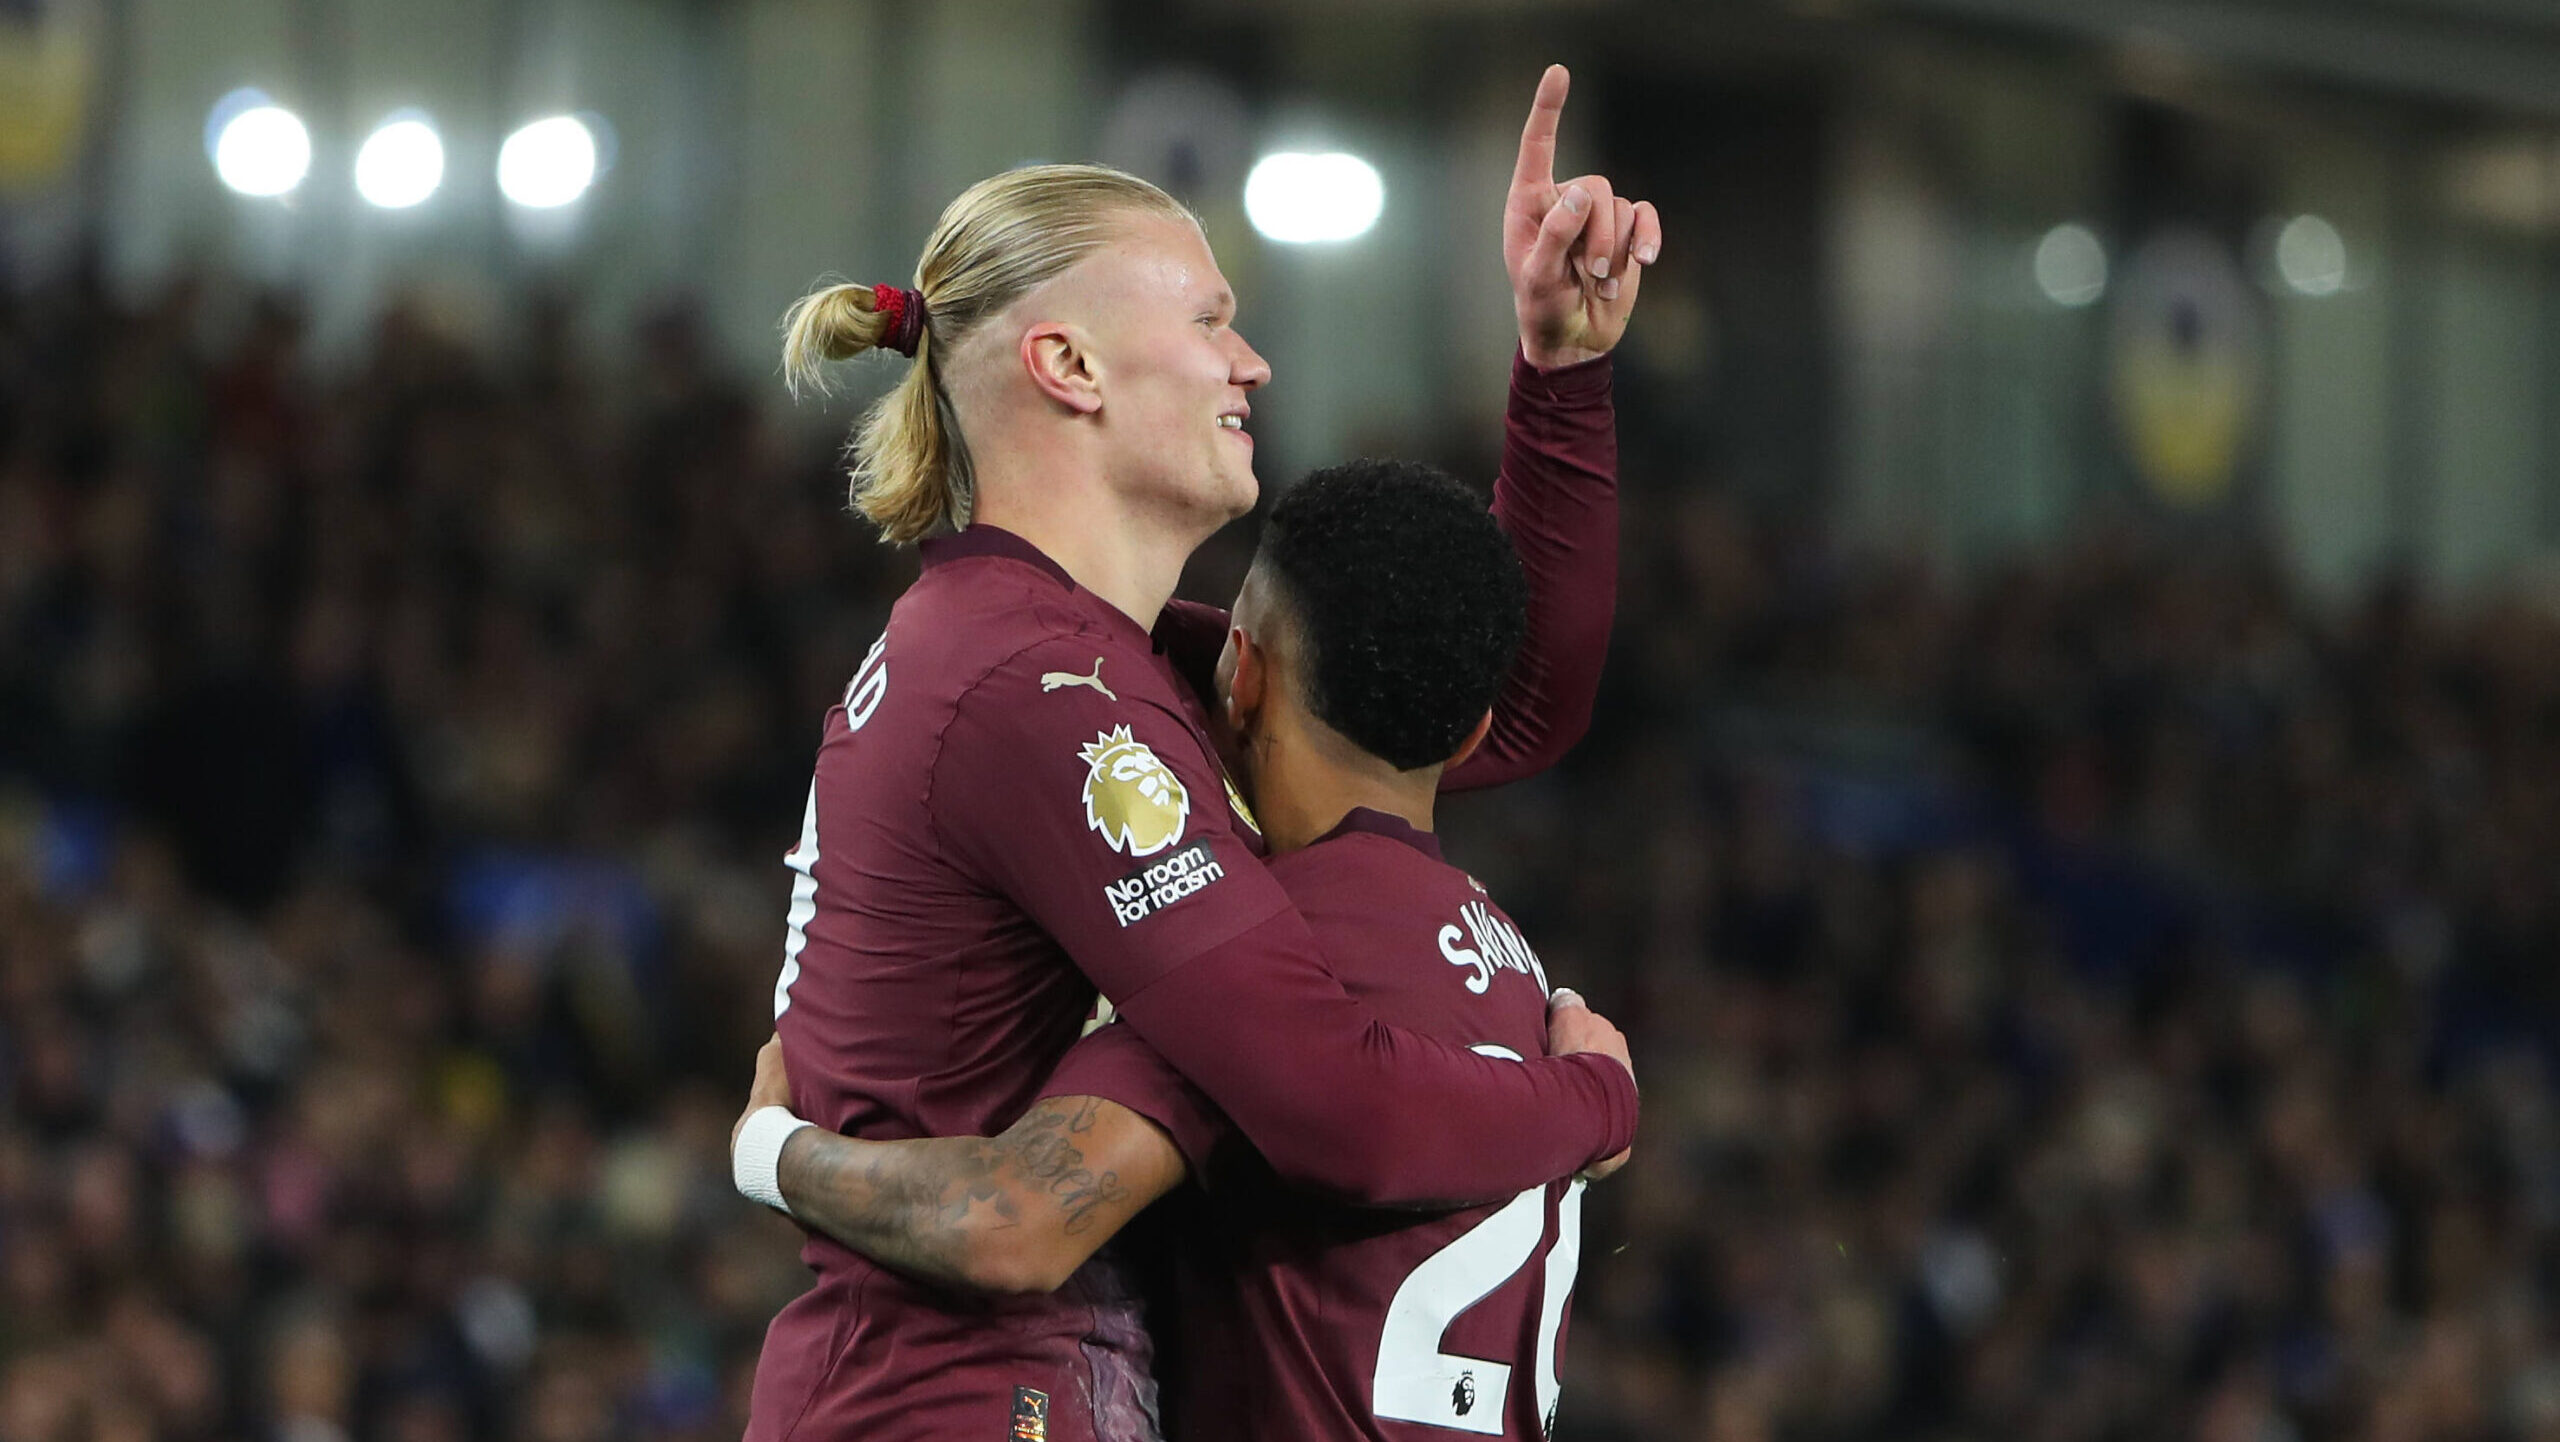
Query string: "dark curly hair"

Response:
xmin=1256 ymin=459 xmax=1529 ymax=771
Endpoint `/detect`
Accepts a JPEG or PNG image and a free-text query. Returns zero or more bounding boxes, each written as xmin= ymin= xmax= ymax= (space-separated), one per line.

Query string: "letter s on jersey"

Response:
xmin=1441 ymin=924 xmax=1491 ymax=994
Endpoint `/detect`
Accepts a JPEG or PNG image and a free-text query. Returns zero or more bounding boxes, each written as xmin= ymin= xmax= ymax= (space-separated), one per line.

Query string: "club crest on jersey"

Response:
xmin=1078 ymin=726 xmax=1190 ymax=856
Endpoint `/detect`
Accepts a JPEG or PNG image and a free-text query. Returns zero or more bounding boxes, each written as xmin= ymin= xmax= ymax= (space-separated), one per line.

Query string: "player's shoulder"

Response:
xmin=895 ymin=562 xmax=1097 ymax=656
xmin=1283 ymin=825 xmax=1554 ymax=1018
xmin=1269 ymin=814 xmax=1478 ymax=898
xmin=945 ymin=632 xmax=1196 ymax=761
xmin=896 ymin=580 xmax=1178 ymax=717
xmin=889 ymin=531 xmax=1192 ymax=720
xmin=921 ymin=610 xmax=1219 ymax=854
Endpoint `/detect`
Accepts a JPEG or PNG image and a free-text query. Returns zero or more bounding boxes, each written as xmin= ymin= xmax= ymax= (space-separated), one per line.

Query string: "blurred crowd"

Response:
xmin=4 ymin=261 xmax=2560 ymax=1442
xmin=1517 ymin=484 xmax=2560 ymax=1439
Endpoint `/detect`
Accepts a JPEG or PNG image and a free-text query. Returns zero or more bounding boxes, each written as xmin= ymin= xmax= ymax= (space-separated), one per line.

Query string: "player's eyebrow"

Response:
xmin=1202 ymin=288 xmax=1236 ymax=321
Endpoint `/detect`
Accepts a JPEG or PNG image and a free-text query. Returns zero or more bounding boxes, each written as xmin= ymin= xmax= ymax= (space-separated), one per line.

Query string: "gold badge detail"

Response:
xmin=1079 ymin=726 xmax=1190 ymax=857
xmin=1223 ymin=771 xmax=1260 ymax=834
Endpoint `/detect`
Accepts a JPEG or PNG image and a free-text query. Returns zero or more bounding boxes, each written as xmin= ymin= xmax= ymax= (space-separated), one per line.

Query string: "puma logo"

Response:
xmin=1040 ymin=659 xmax=1116 ymax=700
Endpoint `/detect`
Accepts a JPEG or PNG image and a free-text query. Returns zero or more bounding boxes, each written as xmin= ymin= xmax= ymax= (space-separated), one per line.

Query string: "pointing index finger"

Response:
xmin=1512 ymin=63 xmax=1569 ymax=194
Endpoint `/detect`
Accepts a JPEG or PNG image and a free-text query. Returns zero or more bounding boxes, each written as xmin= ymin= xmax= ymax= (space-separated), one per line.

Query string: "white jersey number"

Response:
xmin=775 ymin=635 xmax=890 ymax=1019
xmin=1372 ymin=1045 xmax=1587 ymax=1436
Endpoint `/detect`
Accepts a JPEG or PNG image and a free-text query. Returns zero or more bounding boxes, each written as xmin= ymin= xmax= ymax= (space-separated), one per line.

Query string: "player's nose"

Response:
xmin=1229 ymin=330 xmax=1272 ymax=390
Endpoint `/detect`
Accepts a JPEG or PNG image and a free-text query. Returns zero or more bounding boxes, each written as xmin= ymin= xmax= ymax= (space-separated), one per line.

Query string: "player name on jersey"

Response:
xmin=1439 ymin=898 xmax=1550 ymax=997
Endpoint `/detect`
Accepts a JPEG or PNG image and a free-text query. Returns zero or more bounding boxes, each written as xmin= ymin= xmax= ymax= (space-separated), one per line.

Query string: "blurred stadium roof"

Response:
xmin=1877 ymin=0 xmax=2560 ymax=116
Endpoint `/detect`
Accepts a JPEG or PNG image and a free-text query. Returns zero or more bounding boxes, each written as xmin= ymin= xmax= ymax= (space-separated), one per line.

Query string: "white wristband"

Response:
xmin=733 ymin=1106 xmax=814 ymax=1216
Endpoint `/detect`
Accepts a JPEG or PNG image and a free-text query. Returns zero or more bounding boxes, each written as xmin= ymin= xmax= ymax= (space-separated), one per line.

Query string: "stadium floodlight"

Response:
xmin=211 ymin=96 xmax=311 ymax=198
xmin=1244 ymin=152 xmax=1385 ymax=244
xmin=2032 ymin=223 xmax=2108 ymax=307
xmin=2275 ymin=215 xmax=2347 ymax=297
xmin=497 ymin=116 xmax=599 ymax=209
xmin=354 ymin=114 xmax=444 ymax=209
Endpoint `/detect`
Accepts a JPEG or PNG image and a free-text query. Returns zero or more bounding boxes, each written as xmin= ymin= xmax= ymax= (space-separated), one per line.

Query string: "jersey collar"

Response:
xmin=920 ymin=524 xmax=1166 ymax=651
xmin=917 ymin=524 xmax=1076 ymax=589
xmin=1312 ymin=806 xmax=1444 ymax=861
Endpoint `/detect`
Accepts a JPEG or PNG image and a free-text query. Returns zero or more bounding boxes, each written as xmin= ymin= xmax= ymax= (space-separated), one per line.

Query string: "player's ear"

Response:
xmin=1023 ymin=323 xmax=1103 ymax=415
xmin=1225 ymin=625 xmax=1269 ymax=733
xmin=1446 ymin=709 xmax=1494 ymax=771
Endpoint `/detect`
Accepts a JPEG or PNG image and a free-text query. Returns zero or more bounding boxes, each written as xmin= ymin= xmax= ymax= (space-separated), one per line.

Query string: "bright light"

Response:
xmin=354 ymin=114 xmax=444 ymax=209
xmin=212 ymin=101 xmax=311 ymax=198
xmin=498 ymin=116 xmax=599 ymax=209
xmin=2032 ymin=223 xmax=2108 ymax=307
xmin=2275 ymin=214 xmax=2347 ymax=296
xmin=1243 ymin=152 xmax=1384 ymax=244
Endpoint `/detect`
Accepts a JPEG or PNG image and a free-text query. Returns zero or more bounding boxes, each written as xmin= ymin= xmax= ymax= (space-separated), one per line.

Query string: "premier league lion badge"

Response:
xmin=1079 ymin=726 xmax=1190 ymax=856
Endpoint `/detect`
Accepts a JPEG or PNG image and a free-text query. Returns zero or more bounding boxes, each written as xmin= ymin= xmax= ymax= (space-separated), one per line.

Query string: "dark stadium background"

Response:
xmin=7 ymin=1 xmax=2560 ymax=1438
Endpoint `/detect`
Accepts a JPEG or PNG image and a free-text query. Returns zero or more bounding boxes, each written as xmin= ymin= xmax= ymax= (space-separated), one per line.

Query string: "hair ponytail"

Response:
xmin=779 ymin=281 xmax=969 ymax=543
xmin=852 ymin=347 xmax=973 ymax=544
xmin=779 ymin=164 xmax=1195 ymax=545
xmin=779 ymin=282 xmax=897 ymax=398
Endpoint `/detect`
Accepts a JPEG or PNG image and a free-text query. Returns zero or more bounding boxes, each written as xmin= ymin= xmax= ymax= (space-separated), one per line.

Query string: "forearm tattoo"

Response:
xmin=777 ymin=1096 xmax=1135 ymax=1288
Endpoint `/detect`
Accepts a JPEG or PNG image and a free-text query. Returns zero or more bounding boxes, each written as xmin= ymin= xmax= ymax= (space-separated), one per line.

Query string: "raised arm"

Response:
xmin=1451 ymin=64 xmax=1656 ymax=788
xmin=1156 ymin=66 xmax=1653 ymax=791
xmin=1442 ymin=349 xmax=1618 ymax=790
xmin=1167 ymin=360 xmax=1617 ymax=795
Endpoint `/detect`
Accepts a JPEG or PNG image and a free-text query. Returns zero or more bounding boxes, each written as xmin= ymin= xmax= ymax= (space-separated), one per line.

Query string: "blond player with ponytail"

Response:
xmin=738 ymin=65 xmax=1658 ymax=1442
xmin=780 ymin=166 xmax=1202 ymax=546
xmin=780 ymin=277 xmax=961 ymax=541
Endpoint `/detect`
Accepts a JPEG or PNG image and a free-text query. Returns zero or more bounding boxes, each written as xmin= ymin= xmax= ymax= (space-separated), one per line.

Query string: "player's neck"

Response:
xmin=1249 ymin=708 xmax=1441 ymax=855
xmin=974 ymin=460 xmax=1204 ymax=631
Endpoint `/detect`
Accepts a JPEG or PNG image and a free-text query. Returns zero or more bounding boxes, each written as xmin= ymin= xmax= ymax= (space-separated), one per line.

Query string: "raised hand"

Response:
xmin=1503 ymin=64 xmax=1663 ymax=370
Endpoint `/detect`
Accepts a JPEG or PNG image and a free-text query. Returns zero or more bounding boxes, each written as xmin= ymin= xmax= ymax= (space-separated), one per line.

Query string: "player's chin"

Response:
xmin=1209 ymin=459 xmax=1260 ymax=521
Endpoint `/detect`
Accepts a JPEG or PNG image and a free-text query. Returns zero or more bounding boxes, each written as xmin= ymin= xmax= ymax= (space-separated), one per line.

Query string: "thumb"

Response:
xmin=1523 ymin=185 xmax=1593 ymax=286
xmin=1549 ymin=987 xmax=1585 ymax=1014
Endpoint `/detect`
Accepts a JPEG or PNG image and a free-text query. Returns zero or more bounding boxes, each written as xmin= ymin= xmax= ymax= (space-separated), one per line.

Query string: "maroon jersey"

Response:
xmin=1044 ymin=811 xmax=1585 ymax=1441
xmin=747 ymin=354 xmax=1632 ymax=1442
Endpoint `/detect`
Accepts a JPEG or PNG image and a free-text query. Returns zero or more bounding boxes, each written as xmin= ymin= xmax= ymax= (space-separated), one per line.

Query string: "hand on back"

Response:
xmin=733 ymin=1034 xmax=793 ymax=1158
xmin=1547 ymin=988 xmax=1633 ymax=1182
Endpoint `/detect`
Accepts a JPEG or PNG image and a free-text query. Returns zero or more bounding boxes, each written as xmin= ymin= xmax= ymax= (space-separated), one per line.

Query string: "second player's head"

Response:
xmin=780 ymin=165 xmax=1270 ymax=547
xmin=1219 ymin=460 xmax=1529 ymax=783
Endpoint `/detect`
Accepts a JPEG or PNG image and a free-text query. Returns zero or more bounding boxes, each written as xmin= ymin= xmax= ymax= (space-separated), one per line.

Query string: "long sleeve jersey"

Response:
xmin=745 ymin=352 xmax=1625 ymax=1442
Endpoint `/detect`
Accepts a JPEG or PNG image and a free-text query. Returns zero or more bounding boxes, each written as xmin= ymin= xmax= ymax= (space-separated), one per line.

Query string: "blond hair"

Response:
xmin=780 ymin=165 xmax=1195 ymax=543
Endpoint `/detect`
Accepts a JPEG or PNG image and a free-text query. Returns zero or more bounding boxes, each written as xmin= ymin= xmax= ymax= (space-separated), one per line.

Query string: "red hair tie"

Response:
xmin=872 ymin=284 xmax=927 ymax=358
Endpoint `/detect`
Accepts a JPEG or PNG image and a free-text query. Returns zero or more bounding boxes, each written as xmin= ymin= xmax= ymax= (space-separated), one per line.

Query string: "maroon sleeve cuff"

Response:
xmin=1568 ymin=1051 xmax=1640 ymax=1162
xmin=1512 ymin=347 xmax=1615 ymax=405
